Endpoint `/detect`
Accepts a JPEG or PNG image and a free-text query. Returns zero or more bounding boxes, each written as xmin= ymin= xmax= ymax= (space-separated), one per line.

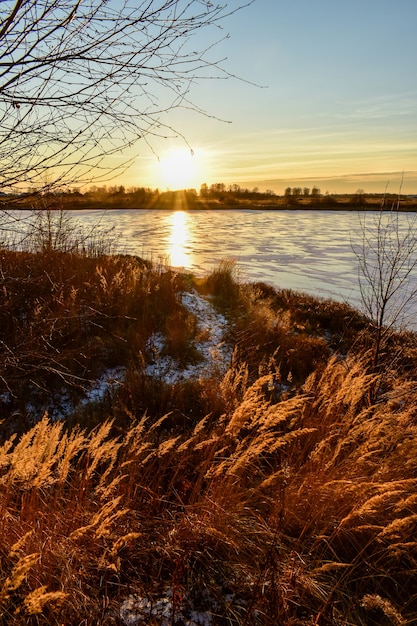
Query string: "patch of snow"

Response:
xmin=80 ymin=366 xmax=126 ymax=405
xmin=120 ymin=595 xmax=173 ymax=625
xmin=145 ymin=290 xmax=233 ymax=385
xmin=188 ymin=609 xmax=215 ymax=625
xmin=119 ymin=589 xmax=215 ymax=626
xmin=181 ymin=291 xmax=231 ymax=365
xmin=145 ymin=334 xmax=184 ymax=385
xmin=0 ymin=391 xmax=12 ymax=404
xmin=16 ymin=290 xmax=232 ymax=420
xmin=25 ymin=367 xmax=127 ymax=421
xmin=118 ymin=588 xmax=255 ymax=626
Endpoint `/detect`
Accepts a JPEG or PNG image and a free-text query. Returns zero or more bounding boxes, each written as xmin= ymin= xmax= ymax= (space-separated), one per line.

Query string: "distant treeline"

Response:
xmin=2 ymin=182 xmax=417 ymax=211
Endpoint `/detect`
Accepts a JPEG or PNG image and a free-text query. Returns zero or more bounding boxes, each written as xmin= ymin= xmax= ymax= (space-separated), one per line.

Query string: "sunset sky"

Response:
xmin=128 ymin=0 xmax=417 ymax=195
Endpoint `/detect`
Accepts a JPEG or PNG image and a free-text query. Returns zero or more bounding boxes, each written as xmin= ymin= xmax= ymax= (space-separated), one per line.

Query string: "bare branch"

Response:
xmin=353 ymin=190 xmax=417 ymax=379
xmin=0 ymin=0 xmax=253 ymax=192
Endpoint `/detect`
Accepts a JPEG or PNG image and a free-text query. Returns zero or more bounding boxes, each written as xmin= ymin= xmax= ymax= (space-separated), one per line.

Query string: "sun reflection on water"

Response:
xmin=167 ymin=211 xmax=191 ymax=268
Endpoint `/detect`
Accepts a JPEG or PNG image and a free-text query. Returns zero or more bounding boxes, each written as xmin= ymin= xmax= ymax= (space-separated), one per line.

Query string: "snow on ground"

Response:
xmin=119 ymin=588 xmax=252 ymax=626
xmin=119 ymin=590 xmax=215 ymax=626
xmin=81 ymin=367 xmax=126 ymax=404
xmin=25 ymin=366 xmax=127 ymax=422
xmin=145 ymin=290 xmax=233 ymax=384
xmin=25 ymin=290 xmax=233 ymax=420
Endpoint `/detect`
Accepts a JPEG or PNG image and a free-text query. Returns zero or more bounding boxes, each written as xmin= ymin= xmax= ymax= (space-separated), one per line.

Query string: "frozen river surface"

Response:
xmin=28 ymin=207 xmax=417 ymax=327
xmin=75 ymin=208 xmax=371 ymax=308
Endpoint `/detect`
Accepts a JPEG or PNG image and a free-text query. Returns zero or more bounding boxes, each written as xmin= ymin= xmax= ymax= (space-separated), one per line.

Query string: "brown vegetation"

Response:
xmin=2 ymin=185 xmax=417 ymax=212
xmin=1 ymin=245 xmax=417 ymax=624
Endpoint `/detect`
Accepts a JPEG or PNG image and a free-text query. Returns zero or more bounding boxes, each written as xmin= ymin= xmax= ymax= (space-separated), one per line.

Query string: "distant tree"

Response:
xmin=0 ymin=0 xmax=251 ymax=195
xmin=351 ymin=189 xmax=367 ymax=208
xmin=283 ymin=187 xmax=299 ymax=206
xmin=311 ymin=187 xmax=321 ymax=197
xmin=200 ymin=183 xmax=209 ymax=198
xmin=303 ymin=187 xmax=310 ymax=197
xmin=210 ymin=183 xmax=226 ymax=196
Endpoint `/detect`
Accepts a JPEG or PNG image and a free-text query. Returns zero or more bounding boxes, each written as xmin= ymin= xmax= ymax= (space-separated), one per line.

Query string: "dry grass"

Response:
xmin=1 ymin=353 xmax=417 ymax=624
xmin=1 ymin=247 xmax=417 ymax=624
xmin=0 ymin=249 xmax=197 ymax=426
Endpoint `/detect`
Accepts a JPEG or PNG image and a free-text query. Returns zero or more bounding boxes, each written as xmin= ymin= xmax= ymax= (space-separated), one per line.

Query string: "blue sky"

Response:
xmin=130 ymin=0 xmax=417 ymax=194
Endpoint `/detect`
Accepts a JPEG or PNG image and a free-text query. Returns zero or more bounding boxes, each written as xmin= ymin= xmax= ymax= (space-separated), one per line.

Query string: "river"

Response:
xmin=9 ymin=207 xmax=417 ymax=327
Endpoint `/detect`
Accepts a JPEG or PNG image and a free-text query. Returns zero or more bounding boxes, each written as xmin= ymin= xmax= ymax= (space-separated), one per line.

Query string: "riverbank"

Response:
xmin=2 ymin=187 xmax=417 ymax=212
xmin=1 ymin=247 xmax=417 ymax=624
xmin=5 ymin=207 xmax=417 ymax=330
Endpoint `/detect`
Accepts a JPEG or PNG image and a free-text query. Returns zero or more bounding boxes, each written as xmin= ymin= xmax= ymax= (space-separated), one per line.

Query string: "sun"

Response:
xmin=155 ymin=147 xmax=204 ymax=190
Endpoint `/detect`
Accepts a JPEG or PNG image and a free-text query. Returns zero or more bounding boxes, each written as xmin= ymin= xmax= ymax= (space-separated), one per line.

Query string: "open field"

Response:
xmin=1 ymin=247 xmax=417 ymax=625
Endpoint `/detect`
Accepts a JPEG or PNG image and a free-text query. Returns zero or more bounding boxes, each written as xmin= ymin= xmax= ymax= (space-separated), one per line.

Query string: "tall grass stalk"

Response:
xmin=1 ymin=248 xmax=417 ymax=623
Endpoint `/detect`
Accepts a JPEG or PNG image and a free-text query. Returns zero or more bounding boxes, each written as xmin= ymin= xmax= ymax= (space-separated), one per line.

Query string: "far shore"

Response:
xmin=2 ymin=187 xmax=417 ymax=212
